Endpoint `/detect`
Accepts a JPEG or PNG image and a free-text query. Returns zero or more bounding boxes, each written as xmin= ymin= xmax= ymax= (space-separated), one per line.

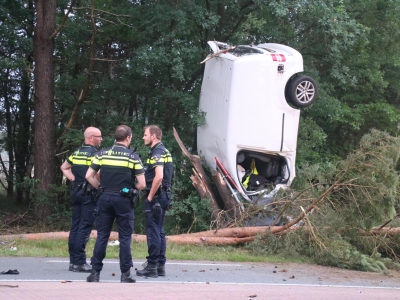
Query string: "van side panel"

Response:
xmin=197 ymin=57 xmax=234 ymax=170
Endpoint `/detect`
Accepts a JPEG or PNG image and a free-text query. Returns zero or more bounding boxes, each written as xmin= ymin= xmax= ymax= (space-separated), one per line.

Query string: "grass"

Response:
xmin=0 ymin=195 xmax=311 ymax=265
xmin=0 ymin=237 xmax=311 ymax=264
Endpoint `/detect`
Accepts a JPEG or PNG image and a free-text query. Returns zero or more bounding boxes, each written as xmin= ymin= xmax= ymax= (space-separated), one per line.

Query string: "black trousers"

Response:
xmin=68 ymin=188 xmax=96 ymax=265
xmin=144 ymin=190 xmax=171 ymax=266
xmin=90 ymin=192 xmax=135 ymax=273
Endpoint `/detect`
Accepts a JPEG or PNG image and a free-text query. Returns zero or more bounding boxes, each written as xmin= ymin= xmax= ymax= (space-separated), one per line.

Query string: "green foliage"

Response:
xmin=248 ymin=129 xmax=400 ymax=272
xmin=333 ymin=130 xmax=400 ymax=229
xmin=166 ymin=193 xmax=212 ymax=234
xmin=296 ymin=116 xmax=328 ymax=165
xmin=295 ymin=129 xmax=400 ymax=230
xmin=247 ymin=226 xmax=399 ymax=272
xmin=29 ymin=182 xmax=71 ymax=224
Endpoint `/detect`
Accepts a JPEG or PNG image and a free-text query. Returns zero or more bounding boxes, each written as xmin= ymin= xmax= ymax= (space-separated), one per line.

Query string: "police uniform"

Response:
xmin=143 ymin=142 xmax=173 ymax=271
xmin=67 ymin=144 xmax=98 ymax=271
xmin=89 ymin=143 xmax=144 ymax=275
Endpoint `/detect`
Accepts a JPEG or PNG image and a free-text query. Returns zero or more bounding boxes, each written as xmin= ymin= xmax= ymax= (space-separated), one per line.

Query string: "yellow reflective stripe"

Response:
xmin=96 ymin=156 xmax=142 ymax=169
xmin=147 ymin=154 xmax=173 ymax=164
xmin=162 ymin=155 xmax=173 ymax=162
xmin=70 ymin=156 xmax=92 ymax=166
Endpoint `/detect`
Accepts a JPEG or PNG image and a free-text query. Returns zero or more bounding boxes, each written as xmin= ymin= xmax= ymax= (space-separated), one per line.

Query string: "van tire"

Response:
xmin=285 ymin=75 xmax=318 ymax=108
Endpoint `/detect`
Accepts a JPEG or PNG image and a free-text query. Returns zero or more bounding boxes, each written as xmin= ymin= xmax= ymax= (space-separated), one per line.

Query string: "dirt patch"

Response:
xmin=277 ymin=262 xmax=400 ymax=287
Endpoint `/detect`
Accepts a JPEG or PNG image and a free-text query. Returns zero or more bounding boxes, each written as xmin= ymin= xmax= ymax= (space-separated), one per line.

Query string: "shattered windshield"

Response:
xmin=228 ymin=46 xmax=263 ymax=57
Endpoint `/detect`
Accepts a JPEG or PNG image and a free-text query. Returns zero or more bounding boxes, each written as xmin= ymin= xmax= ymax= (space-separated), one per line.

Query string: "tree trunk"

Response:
xmin=33 ymin=0 xmax=57 ymax=218
xmin=2 ymin=227 xmax=398 ymax=246
xmin=173 ymin=128 xmax=224 ymax=223
xmin=212 ymin=170 xmax=242 ymax=221
xmin=2 ymin=69 xmax=14 ymax=197
xmin=15 ymin=60 xmax=34 ymax=205
xmin=173 ymin=128 xmax=245 ymax=228
xmin=173 ymin=127 xmax=245 ymax=227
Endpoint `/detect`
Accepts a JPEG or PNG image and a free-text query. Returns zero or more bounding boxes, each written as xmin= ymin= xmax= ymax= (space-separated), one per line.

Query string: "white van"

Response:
xmin=197 ymin=41 xmax=318 ymax=205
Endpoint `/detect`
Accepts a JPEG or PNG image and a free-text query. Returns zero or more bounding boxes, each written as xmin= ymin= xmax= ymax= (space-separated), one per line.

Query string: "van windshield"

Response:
xmin=229 ymin=46 xmax=263 ymax=57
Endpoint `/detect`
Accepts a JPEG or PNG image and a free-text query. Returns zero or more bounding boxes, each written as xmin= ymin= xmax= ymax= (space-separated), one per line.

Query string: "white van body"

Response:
xmin=197 ymin=41 xmax=316 ymax=203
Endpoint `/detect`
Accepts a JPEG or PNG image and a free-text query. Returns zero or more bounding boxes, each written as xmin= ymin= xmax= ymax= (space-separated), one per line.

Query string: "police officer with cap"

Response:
xmin=61 ymin=126 xmax=102 ymax=273
xmin=136 ymin=125 xmax=173 ymax=278
xmin=85 ymin=125 xmax=145 ymax=283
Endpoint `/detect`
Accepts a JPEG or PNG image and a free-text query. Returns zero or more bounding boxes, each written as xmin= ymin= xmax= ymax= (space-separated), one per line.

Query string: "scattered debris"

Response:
xmin=0 ymin=284 xmax=19 ymax=288
xmin=199 ymin=270 xmax=205 ymax=272
xmin=0 ymin=269 xmax=19 ymax=275
xmin=108 ymin=240 xmax=120 ymax=246
xmin=1 ymin=241 xmax=17 ymax=250
xmin=1 ymin=241 xmax=15 ymax=247
xmin=248 ymin=294 xmax=257 ymax=298
xmin=289 ymin=275 xmax=295 ymax=279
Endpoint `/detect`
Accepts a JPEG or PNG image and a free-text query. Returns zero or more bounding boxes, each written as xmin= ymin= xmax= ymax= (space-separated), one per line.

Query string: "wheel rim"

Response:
xmin=296 ymin=80 xmax=315 ymax=104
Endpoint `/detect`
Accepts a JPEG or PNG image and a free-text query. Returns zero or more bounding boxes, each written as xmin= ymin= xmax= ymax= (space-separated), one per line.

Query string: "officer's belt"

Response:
xmin=100 ymin=187 xmax=122 ymax=193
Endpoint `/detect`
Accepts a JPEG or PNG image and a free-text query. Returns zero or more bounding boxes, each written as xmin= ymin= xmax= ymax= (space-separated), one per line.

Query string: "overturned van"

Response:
xmin=197 ymin=41 xmax=318 ymax=207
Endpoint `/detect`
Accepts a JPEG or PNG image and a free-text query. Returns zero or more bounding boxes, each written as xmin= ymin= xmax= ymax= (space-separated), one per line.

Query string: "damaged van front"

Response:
xmin=197 ymin=41 xmax=318 ymax=217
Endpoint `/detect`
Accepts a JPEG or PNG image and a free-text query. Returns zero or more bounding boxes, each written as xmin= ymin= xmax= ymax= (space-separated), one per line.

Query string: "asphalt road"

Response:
xmin=1 ymin=257 xmax=399 ymax=299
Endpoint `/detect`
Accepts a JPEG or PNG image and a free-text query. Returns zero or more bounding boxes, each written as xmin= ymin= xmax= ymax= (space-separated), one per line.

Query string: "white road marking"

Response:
xmin=46 ymin=260 xmax=242 ymax=267
xmin=0 ymin=279 xmax=400 ymax=290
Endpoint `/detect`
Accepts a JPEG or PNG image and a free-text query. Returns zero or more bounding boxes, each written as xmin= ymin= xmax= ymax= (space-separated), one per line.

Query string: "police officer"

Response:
xmin=61 ymin=127 xmax=102 ymax=272
xmin=85 ymin=125 xmax=145 ymax=283
xmin=137 ymin=125 xmax=173 ymax=278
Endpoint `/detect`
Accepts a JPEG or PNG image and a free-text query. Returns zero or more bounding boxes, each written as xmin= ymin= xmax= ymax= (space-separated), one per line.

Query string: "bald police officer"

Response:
xmin=61 ymin=126 xmax=102 ymax=273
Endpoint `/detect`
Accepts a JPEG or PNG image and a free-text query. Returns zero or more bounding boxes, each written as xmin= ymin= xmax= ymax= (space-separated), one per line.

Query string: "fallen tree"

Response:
xmin=1 ymin=226 xmax=399 ymax=246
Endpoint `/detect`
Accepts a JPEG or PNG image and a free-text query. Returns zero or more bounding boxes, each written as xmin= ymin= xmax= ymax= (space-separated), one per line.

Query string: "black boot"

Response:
xmin=136 ymin=262 xmax=158 ymax=278
xmin=73 ymin=263 xmax=92 ymax=273
xmin=87 ymin=270 xmax=100 ymax=282
xmin=157 ymin=264 xmax=166 ymax=276
xmin=69 ymin=263 xmax=74 ymax=271
xmin=121 ymin=270 xmax=136 ymax=283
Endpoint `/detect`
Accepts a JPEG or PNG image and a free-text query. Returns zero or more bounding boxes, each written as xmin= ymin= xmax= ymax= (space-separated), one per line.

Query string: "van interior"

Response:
xmin=236 ymin=150 xmax=289 ymax=201
xmin=235 ymin=150 xmax=288 ymax=225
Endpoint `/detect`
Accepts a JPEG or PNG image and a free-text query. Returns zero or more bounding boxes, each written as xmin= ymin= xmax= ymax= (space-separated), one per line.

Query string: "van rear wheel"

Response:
xmin=285 ymin=75 xmax=318 ymax=108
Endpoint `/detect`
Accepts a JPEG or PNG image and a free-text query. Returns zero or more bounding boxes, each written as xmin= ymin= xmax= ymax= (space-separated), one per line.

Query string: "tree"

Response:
xmin=0 ymin=0 xmax=35 ymax=204
xmin=33 ymin=0 xmax=57 ymax=218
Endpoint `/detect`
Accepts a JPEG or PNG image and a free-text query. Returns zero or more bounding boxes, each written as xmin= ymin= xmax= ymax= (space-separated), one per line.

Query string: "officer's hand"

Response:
xmin=152 ymin=199 xmax=162 ymax=216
